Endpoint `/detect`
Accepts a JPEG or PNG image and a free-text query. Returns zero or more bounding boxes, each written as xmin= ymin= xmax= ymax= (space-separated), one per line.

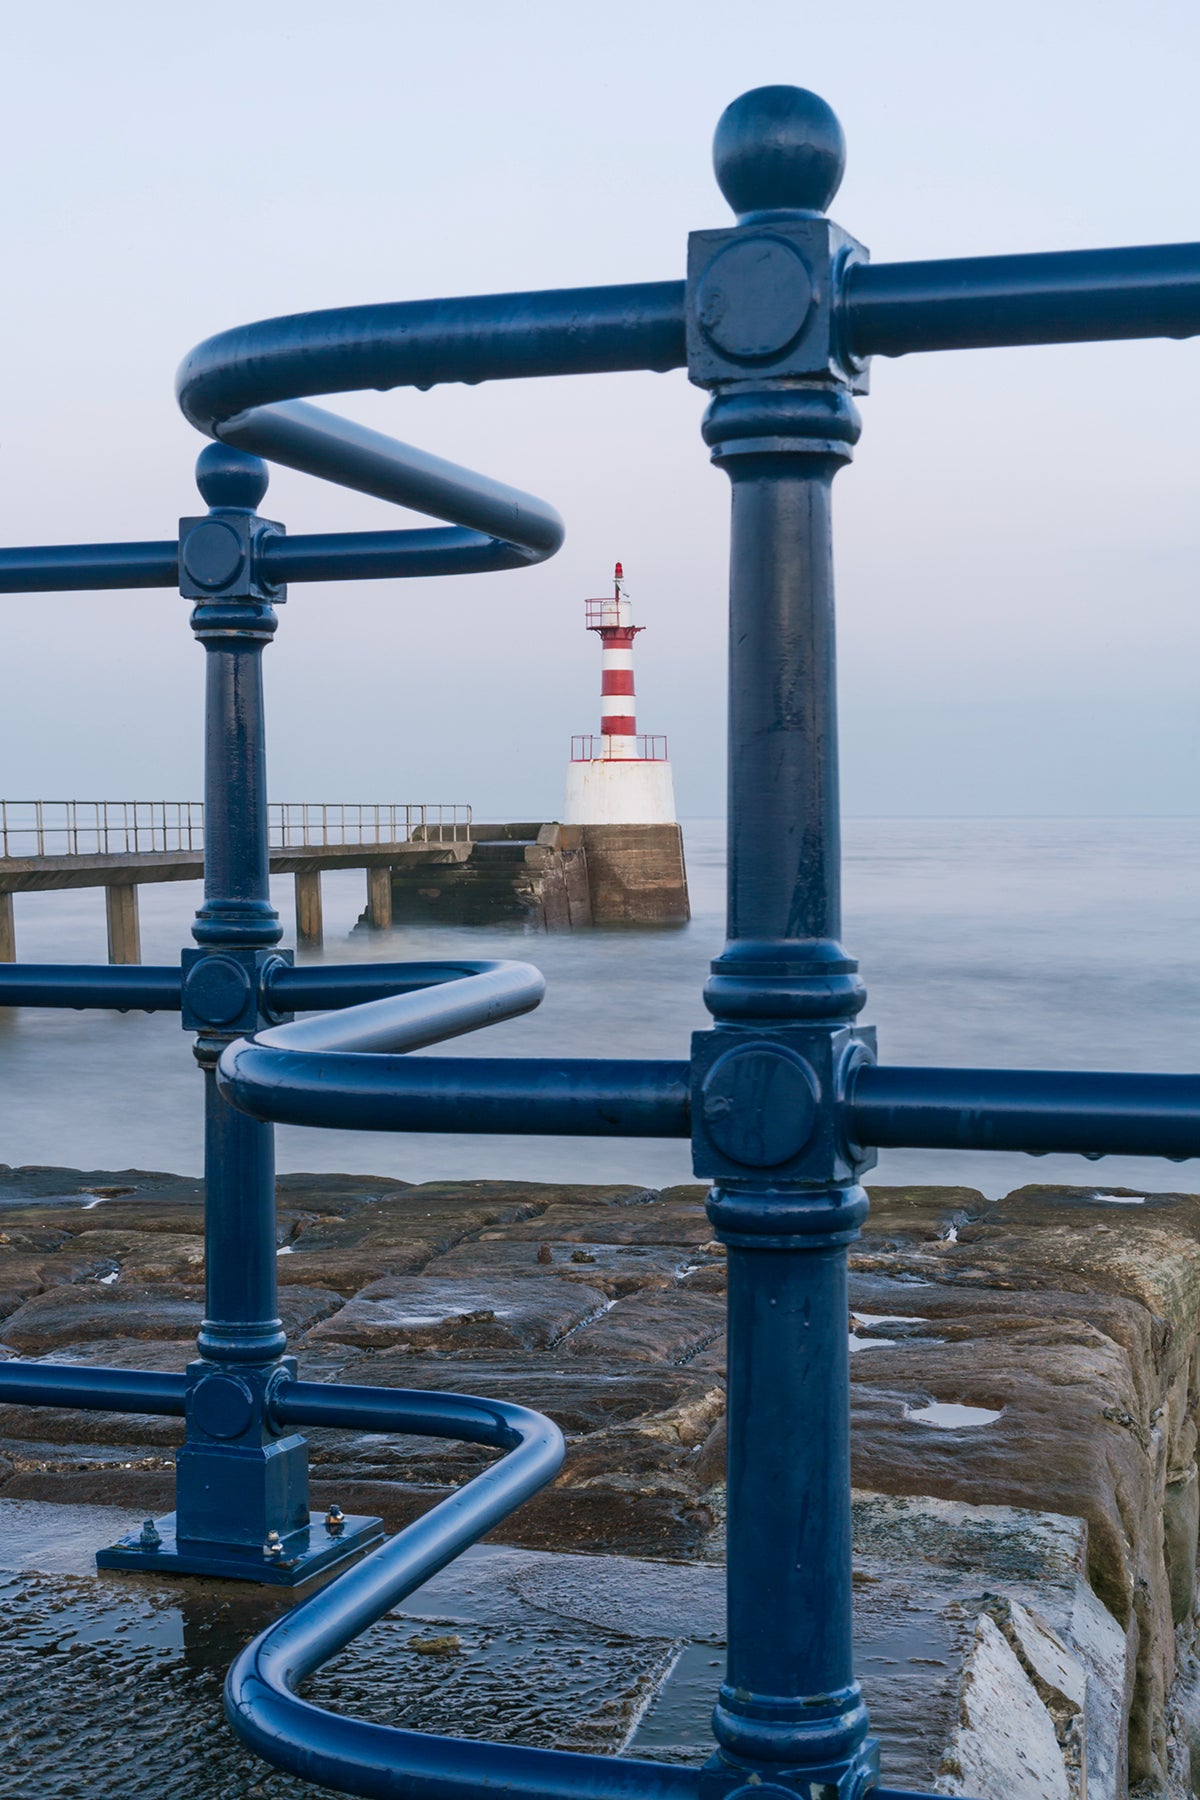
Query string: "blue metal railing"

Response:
xmin=0 ymin=77 xmax=1196 ymax=1800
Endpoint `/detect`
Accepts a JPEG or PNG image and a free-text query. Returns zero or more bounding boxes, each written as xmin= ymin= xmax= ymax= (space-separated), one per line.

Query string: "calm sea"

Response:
xmin=1 ymin=818 xmax=1196 ymax=1199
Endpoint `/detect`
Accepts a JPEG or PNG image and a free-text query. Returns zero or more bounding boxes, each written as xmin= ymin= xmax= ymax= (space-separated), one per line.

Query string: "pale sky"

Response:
xmin=1 ymin=0 xmax=1197 ymax=819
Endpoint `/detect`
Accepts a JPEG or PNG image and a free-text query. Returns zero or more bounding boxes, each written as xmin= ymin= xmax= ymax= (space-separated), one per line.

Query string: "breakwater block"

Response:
xmin=375 ymin=821 xmax=689 ymax=928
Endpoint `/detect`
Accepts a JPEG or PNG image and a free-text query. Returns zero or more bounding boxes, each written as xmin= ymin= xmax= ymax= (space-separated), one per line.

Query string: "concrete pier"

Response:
xmin=0 ymin=840 xmax=472 ymax=962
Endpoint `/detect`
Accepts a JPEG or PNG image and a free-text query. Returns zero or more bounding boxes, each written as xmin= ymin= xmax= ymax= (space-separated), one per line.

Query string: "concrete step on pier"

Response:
xmin=0 ymin=1494 xmax=1115 ymax=1799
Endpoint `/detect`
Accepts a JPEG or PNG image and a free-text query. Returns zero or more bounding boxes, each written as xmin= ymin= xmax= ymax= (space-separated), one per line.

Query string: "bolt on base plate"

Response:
xmin=96 ymin=1509 xmax=385 ymax=1585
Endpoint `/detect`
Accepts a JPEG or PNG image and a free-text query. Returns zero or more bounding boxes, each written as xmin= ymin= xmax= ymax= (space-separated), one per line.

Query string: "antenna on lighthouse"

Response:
xmin=563 ymin=561 xmax=677 ymax=827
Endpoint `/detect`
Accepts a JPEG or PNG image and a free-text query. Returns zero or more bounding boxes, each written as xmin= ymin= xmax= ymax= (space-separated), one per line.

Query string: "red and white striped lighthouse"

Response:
xmin=594 ymin=561 xmax=640 ymax=754
xmin=564 ymin=563 xmax=677 ymax=826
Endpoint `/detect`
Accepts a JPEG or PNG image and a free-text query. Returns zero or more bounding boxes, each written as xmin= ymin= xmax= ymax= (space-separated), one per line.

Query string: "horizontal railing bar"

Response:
xmin=0 ymin=540 xmax=178 ymax=594
xmin=227 ymin=1377 xmax=700 ymax=1800
xmin=266 ymin=960 xmax=525 ymax=1014
xmin=0 ymin=1362 xmax=187 ymax=1415
xmin=0 ymin=965 xmax=183 ymax=1010
xmin=176 ymin=283 xmax=688 ymax=426
xmin=262 ymin=526 xmax=535 ymax=583
xmin=218 ymin=1051 xmax=693 ymax=1137
xmin=223 ymin=401 xmax=563 ymax=561
xmin=845 ymin=239 xmax=1200 ymax=358
xmin=272 ymin=1378 xmax=528 ymax=1450
xmin=848 ymin=1064 xmax=1200 ymax=1160
xmin=255 ymin=963 xmax=545 ymax=1055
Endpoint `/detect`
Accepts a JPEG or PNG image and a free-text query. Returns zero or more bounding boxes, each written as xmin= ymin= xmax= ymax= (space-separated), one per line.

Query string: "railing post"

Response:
xmin=98 ymin=441 xmax=381 ymax=1582
xmin=687 ymin=89 xmax=879 ymax=1800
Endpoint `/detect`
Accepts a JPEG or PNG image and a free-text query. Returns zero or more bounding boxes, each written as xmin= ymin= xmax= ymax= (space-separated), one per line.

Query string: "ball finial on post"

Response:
xmin=195 ymin=441 xmax=270 ymax=512
xmin=713 ymin=85 xmax=846 ymax=220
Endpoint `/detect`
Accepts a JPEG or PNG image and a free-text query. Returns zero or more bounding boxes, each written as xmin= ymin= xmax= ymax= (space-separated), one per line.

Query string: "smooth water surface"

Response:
xmin=0 ymin=818 xmax=1195 ymax=1198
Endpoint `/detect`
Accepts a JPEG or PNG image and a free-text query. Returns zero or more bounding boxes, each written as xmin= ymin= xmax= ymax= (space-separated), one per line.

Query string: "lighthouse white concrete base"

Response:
xmin=563 ymin=759 xmax=676 ymax=826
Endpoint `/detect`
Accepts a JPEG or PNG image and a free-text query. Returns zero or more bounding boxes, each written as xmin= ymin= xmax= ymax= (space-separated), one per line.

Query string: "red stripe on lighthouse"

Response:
xmin=601 ymin=669 xmax=635 ymax=695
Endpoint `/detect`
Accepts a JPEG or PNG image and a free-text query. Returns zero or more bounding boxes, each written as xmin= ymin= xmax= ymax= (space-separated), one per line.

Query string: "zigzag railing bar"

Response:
xmin=0 ymin=959 xmax=534 ymax=1016
xmin=223 ymin=1381 xmax=711 ymax=1800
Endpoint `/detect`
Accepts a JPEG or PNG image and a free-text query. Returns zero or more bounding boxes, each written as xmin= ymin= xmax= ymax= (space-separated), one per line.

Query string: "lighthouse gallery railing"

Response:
xmin=1 ymin=82 xmax=1199 ymax=1800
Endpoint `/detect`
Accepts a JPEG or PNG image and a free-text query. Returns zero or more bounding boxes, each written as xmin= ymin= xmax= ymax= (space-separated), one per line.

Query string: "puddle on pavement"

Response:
xmin=849 ymin=1310 xmax=934 ymax=1355
xmin=904 ymin=1401 xmax=1004 ymax=1429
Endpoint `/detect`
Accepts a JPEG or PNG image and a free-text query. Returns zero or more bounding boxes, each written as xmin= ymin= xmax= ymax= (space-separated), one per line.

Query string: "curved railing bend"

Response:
xmin=224 ymin=1380 xmax=709 ymax=1800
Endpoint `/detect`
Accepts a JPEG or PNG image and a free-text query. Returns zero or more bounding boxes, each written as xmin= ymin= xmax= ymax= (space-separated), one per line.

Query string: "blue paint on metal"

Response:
xmin=0 ymin=964 xmax=184 ymax=1009
xmin=0 ymin=74 xmax=1196 ymax=1798
xmin=218 ymin=1046 xmax=692 ymax=1137
xmin=0 ymin=1361 xmax=187 ymax=1415
xmin=848 ymin=1063 xmax=1200 ymax=1160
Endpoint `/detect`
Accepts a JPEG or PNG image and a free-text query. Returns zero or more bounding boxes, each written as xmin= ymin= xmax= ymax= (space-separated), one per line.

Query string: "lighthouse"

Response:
xmin=563 ymin=563 xmax=677 ymax=826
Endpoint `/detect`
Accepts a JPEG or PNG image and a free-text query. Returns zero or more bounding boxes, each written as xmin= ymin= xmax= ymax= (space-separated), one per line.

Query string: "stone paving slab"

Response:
xmin=424 ymin=1239 xmax=701 ymax=1296
xmin=307 ymin=1274 xmax=610 ymax=1352
xmin=2 ymin=1166 xmax=1200 ymax=1791
xmin=0 ymin=1280 xmax=343 ymax=1354
xmin=0 ymin=1491 xmax=1123 ymax=1798
xmin=479 ymin=1196 xmax=714 ymax=1247
xmin=560 ymin=1290 xmax=726 ymax=1363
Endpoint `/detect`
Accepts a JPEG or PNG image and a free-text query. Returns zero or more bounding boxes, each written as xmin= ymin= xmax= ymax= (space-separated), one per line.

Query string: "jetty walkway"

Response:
xmin=0 ymin=799 xmax=472 ymax=961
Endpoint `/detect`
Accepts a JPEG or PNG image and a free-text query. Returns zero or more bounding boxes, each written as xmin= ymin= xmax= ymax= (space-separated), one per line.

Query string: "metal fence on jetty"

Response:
xmin=0 ymin=80 xmax=1197 ymax=1800
xmin=0 ymin=799 xmax=471 ymax=858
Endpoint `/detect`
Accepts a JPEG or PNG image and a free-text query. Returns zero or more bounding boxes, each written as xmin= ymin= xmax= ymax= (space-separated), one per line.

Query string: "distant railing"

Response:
xmin=570 ymin=734 xmax=667 ymax=762
xmin=0 ymin=800 xmax=472 ymax=859
xmin=269 ymin=803 xmax=472 ymax=848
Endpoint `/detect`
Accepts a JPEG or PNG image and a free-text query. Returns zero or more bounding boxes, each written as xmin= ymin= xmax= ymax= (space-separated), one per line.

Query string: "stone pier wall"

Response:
xmin=1 ymin=1168 xmax=1199 ymax=1792
xmin=384 ymin=821 xmax=689 ymax=927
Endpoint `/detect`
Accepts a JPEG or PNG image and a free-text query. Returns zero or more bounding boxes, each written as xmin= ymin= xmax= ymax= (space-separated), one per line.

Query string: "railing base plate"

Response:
xmin=95 ymin=1509 xmax=385 ymax=1585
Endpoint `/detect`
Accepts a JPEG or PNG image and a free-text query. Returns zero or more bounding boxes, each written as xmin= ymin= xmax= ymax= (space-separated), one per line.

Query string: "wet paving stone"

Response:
xmin=0 ymin=1498 xmax=1088 ymax=1798
xmin=424 ymin=1239 xmax=702 ymax=1297
xmin=480 ymin=1199 xmax=712 ymax=1248
xmin=1 ymin=1168 xmax=1198 ymax=1788
xmin=0 ymin=1282 xmax=343 ymax=1355
xmin=561 ymin=1290 xmax=726 ymax=1364
xmin=306 ymin=1275 xmax=609 ymax=1353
